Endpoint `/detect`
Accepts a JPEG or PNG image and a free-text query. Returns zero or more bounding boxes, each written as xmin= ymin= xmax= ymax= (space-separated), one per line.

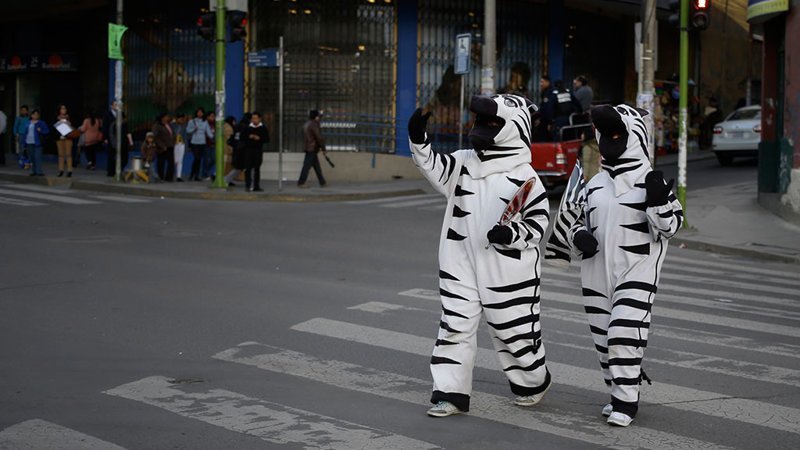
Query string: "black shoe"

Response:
xmin=228 ymin=182 xmax=236 ymax=187
xmin=67 ymin=172 xmax=72 ymax=178
xmin=252 ymin=187 xmax=264 ymax=192
xmin=176 ymin=177 xmax=184 ymax=182
xmin=57 ymin=171 xmax=64 ymax=177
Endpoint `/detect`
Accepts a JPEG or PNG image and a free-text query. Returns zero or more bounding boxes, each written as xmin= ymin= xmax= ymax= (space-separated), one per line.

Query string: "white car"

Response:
xmin=712 ymin=106 xmax=761 ymax=165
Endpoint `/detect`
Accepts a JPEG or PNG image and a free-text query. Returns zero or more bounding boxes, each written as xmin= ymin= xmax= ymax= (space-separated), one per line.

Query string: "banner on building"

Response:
xmin=0 ymin=53 xmax=78 ymax=73
xmin=747 ymin=0 xmax=790 ymax=22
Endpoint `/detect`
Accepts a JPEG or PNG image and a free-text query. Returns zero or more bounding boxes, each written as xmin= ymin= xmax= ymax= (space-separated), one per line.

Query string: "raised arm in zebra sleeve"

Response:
xmin=644 ymin=170 xmax=683 ymax=241
xmin=489 ymin=183 xmax=550 ymax=251
xmin=408 ymin=108 xmax=465 ymax=197
xmin=567 ymin=208 xmax=599 ymax=258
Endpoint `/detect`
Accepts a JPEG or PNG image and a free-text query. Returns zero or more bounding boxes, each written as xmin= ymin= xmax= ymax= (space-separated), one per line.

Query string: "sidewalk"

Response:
xmin=2 ymin=152 xmax=799 ymax=265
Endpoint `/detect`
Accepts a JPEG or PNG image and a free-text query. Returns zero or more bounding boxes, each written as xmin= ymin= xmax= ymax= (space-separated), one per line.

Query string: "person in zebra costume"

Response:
xmin=547 ymin=104 xmax=683 ymax=427
xmin=407 ymin=94 xmax=552 ymax=418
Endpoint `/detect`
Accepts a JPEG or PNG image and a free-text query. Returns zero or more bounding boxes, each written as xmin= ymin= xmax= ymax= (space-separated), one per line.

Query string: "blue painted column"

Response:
xmin=226 ymin=40 xmax=245 ymax=120
xmin=547 ymin=0 xmax=565 ymax=83
xmin=395 ymin=0 xmax=418 ymax=157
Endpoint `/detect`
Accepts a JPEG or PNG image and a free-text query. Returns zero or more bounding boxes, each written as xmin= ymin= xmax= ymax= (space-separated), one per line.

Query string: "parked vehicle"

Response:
xmin=712 ymin=105 xmax=761 ymax=166
xmin=530 ymin=124 xmax=592 ymax=188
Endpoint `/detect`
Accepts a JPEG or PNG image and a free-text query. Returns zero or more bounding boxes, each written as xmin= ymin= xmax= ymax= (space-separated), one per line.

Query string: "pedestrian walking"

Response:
xmin=297 ymin=110 xmax=327 ymax=188
xmin=0 ymin=107 xmax=7 ymax=166
xmin=243 ymin=111 xmax=269 ymax=192
xmin=23 ymin=109 xmax=49 ymax=176
xmin=13 ymin=105 xmax=30 ymax=168
xmin=78 ymin=111 xmax=103 ymax=170
xmin=54 ymin=105 xmax=74 ymax=177
xmin=152 ymin=113 xmax=176 ymax=181
xmin=407 ymin=94 xmax=552 ymax=418
xmin=186 ymin=107 xmax=212 ymax=181
xmin=224 ymin=112 xmax=250 ymax=187
xmin=555 ymin=104 xmax=683 ymax=427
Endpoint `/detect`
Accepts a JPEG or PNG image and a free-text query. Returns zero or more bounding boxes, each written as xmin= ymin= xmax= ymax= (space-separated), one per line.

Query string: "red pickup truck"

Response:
xmin=530 ymin=124 xmax=592 ymax=188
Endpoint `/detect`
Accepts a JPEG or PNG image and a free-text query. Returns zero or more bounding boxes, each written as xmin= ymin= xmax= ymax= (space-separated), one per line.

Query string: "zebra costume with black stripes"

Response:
xmin=408 ymin=94 xmax=551 ymax=413
xmin=567 ymin=104 xmax=683 ymax=421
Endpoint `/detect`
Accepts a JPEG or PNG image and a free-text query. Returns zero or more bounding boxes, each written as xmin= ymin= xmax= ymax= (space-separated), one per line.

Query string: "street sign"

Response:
xmin=248 ymin=49 xmax=280 ymax=68
xmin=454 ymin=33 xmax=471 ymax=75
xmin=108 ymin=23 xmax=127 ymax=60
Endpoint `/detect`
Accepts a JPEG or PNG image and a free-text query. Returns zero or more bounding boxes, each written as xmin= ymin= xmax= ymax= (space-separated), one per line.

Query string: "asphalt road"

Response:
xmin=1 ymin=156 xmax=799 ymax=449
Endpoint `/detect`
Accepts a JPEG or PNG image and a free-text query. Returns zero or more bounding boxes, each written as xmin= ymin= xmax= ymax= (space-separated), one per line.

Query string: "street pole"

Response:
xmin=114 ymin=0 xmax=123 ymax=182
xmin=678 ymin=0 xmax=689 ymax=225
xmin=213 ymin=0 xmax=226 ymax=188
xmin=637 ymin=0 xmax=657 ymax=167
xmin=278 ymin=36 xmax=284 ymax=192
xmin=458 ymin=75 xmax=465 ymax=149
xmin=481 ymin=0 xmax=496 ymax=95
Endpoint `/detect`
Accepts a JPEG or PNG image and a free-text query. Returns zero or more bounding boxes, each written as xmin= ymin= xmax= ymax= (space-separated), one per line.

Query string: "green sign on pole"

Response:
xmin=108 ymin=23 xmax=127 ymax=60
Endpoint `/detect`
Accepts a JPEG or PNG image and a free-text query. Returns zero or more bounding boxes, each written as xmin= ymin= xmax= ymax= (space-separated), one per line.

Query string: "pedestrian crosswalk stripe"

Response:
xmin=346 ymin=193 xmax=440 ymax=205
xmin=104 ymin=375 xmax=437 ymax=450
xmin=667 ymin=254 xmax=799 ymax=280
xmin=90 ymin=195 xmax=151 ymax=203
xmin=290 ymin=317 xmax=800 ymax=434
xmin=348 ymin=301 xmax=430 ymax=314
xmin=0 ymin=196 xmax=45 ymax=206
xmin=0 ymin=419 xmax=126 ymax=450
xmin=401 ymin=287 xmax=800 ymax=339
xmin=419 ymin=203 xmax=448 ymax=211
xmin=381 ymin=197 xmax=446 ymax=208
xmin=661 ymin=260 xmax=799 ymax=287
xmin=3 ymin=184 xmax=71 ymax=194
xmin=546 ymin=276 xmax=800 ymax=322
xmin=0 ymin=188 xmax=100 ymax=205
xmin=213 ymin=343 xmax=722 ymax=450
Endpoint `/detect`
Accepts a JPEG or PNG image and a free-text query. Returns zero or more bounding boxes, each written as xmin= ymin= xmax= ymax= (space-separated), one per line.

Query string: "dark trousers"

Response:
xmin=298 ymin=151 xmax=326 ymax=186
xmin=189 ymin=143 xmax=204 ymax=179
xmin=157 ymin=147 xmax=175 ymax=181
xmin=244 ymin=167 xmax=261 ymax=190
xmin=85 ymin=143 xmax=101 ymax=168
xmin=106 ymin=146 xmax=129 ymax=176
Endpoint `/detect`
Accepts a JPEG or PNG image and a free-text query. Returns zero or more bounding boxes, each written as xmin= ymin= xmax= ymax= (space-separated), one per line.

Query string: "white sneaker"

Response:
xmin=426 ymin=401 xmax=462 ymax=417
xmin=602 ymin=404 xmax=613 ymax=417
xmin=513 ymin=382 xmax=552 ymax=407
xmin=607 ymin=411 xmax=634 ymax=427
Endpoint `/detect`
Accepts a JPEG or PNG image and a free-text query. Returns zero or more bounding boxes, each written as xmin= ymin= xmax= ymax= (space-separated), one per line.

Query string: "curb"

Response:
xmin=670 ymin=235 xmax=800 ymax=265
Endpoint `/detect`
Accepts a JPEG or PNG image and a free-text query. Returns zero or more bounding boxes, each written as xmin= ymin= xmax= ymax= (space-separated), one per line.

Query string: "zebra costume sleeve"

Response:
xmin=494 ymin=181 xmax=550 ymax=251
xmin=646 ymin=192 xmax=683 ymax=241
xmin=409 ymin=138 xmax=466 ymax=197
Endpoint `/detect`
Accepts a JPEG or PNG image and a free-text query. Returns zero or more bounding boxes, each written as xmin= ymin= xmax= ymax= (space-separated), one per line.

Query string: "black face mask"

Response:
xmin=599 ymin=133 xmax=628 ymax=163
xmin=468 ymin=113 xmax=505 ymax=152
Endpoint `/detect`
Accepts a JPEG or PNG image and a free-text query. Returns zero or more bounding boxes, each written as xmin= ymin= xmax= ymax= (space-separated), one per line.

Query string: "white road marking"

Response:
xmin=290 ymin=317 xmax=800 ymax=434
xmin=399 ymin=288 xmax=800 ymax=339
xmin=2 ymin=184 xmax=70 ymax=194
xmin=346 ymin=194 xmax=440 ymax=205
xmin=666 ymin=254 xmax=800 ymax=281
xmin=381 ymin=197 xmax=446 ymax=208
xmin=0 ymin=188 xmax=99 ymax=205
xmin=213 ymin=343 xmax=723 ymax=450
xmin=0 ymin=196 xmax=45 ymax=206
xmin=0 ymin=419 xmax=126 ymax=450
xmin=348 ymin=301 xmax=429 ymax=314
xmin=104 ymin=375 xmax=437 ymax=449
xmin=90 ymin=195 xmax=151 ymax=203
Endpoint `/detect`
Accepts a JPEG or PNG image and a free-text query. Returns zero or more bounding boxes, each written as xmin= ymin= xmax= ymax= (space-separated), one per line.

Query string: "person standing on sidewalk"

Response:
xmin=297 ymin=110 xmax=327 ymax=188
xmin=152 ymin=113 xmax=176 ymax=182
xmin=243 ymin=111 xmax=269 ymax=192
xmin=54 ymin=105 xmax=74 ymax=177
xmin=203 ymin=111 xmax=216 ymax=181
xmin=224 ymin=112 xmax=250 ymax=187
xmin=171 ymin=113 xmax=188 ymax=181
xmin=24 ymin=109 xmax=49 ymax=176
xmin=13 ymin=105 xmax=30 ymax=168
xmin=186 ymin=107 xmax=212 ymax=181
xmin=0 ymin=108 xmax=7 ymax=166
xmin=573 ymin=75 xmax=594 ymax=113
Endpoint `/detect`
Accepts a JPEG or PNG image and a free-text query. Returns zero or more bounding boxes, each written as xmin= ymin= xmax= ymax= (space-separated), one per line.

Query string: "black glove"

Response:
xmin=487 ymin=225 xmax=513 ymax=245
xmin=573 ymin=230 xmax=598 ymax=258
xmin=645 ymin=170 xmax=675 ymax=207
xmin=408 ymin=108 xmax=432 ymax=145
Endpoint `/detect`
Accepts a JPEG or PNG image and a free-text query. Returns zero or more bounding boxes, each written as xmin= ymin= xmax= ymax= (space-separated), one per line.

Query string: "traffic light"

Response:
xmin=197 ymin=13 xmax=214 ymax=42
xmin=229 ymin=11 xmax=247 ymax=42
xmin=691 ymin=0 xmax=711 ymax=31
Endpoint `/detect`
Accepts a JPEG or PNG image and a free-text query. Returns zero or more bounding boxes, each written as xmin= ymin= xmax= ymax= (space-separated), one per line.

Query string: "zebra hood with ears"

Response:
xmin=466 ymin=94 xmax=537 ymax=179
xmin=591 ymin=104 xmax=652 ymax=197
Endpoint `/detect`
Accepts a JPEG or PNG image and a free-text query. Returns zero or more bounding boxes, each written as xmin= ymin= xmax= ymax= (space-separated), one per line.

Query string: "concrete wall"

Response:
xmin=260 ymin=152 xmax=423 ymax=183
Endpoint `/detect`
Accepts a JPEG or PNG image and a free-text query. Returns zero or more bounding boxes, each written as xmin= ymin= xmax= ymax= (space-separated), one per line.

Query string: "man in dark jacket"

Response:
xmin=297 ymin=110 xmax=327 ymax=188
xmin=152 ymin=113 xmax=176 ymax=181
xmin=548 ymin=80 xmax=581 ymax=140
xmin=533 ymin=75 xmax=553 ymax=142
xmin=243 ymin=111 xmax=269 ymax=192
